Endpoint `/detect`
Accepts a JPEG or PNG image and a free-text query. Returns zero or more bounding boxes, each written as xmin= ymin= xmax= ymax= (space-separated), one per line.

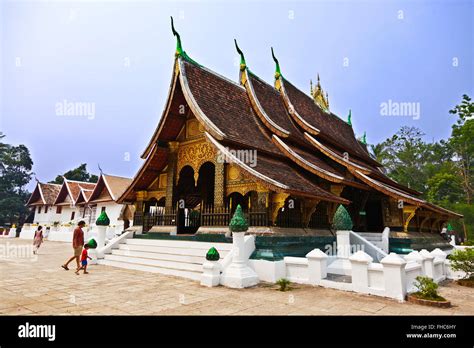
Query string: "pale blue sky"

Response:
xmin=1 ymin=0 xmax=473 ymax=190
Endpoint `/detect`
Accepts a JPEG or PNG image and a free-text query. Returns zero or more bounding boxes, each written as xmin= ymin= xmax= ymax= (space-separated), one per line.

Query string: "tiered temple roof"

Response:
xmin=118 ymin=21 xmax=462 ymax=221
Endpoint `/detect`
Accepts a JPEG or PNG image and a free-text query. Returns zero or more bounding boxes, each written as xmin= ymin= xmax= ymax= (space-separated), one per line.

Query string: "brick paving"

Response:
xmin=0 ymin=238 xmax=473 ymax=315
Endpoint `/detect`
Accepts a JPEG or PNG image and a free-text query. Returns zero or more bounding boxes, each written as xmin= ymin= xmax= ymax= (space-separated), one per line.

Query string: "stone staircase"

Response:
xmin=97 ymin=238 xmax=233 ymax=281
xmin=355 ymin=232 xmax=384 ymax=250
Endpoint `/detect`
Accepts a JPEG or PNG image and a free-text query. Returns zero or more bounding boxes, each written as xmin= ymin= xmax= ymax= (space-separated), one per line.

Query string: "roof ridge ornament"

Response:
xmin=171 ymin=16 xmax=184 ymax=57
xmin=170 ymin=17 xmax=199 ymax=66
xmin=361 ymin=131 xmax=367 ymax=145
xmin=271 ymin=47 xmax=282 ymax=79
xmin=234 ymin=39 xmax=246 ymax=71
xmin=311 ymin=73 xmax=330 ymax=112
xmin=347 ymin=109 xmax=352 ymax=126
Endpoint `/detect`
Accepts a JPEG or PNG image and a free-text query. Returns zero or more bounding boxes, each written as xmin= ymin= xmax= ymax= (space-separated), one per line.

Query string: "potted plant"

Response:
xmin=406 ymin=276 xmax=451 ymax=308
xmin=448 ymin=248 xmax=474 ymax=287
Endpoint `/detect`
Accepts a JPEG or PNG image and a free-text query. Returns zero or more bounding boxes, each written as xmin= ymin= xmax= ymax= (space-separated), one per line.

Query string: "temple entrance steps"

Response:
xmin=97 ymin=238 xmax=233 ymax=281
xmin=354 ymin=232 xmax=384 ymax=250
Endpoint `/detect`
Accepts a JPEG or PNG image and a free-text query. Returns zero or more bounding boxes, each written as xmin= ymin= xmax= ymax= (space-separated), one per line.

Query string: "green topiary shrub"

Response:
xmin=276 ymin=278 xmax=291 ymax=292
xmin=96 ymin=211 xmax=110 ymax=226
xmin=332 ymin=205 xmax=353 ymax=231
xmin=449 ymin=248 xmax=474 ymax=279
xmin=86 ymin=238 xmax=97 ymax=249
xmin=206 ymin=247 xmax=220 ymax=261
xmin=413 ymin=276 xmax=446 ymax=301
xmin=229 ymin=204 xmax=249 ymax=233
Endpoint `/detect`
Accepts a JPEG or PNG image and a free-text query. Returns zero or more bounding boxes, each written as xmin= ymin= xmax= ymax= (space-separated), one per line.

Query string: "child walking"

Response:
xmin=75 ymin=244 xmax=92 ymax=275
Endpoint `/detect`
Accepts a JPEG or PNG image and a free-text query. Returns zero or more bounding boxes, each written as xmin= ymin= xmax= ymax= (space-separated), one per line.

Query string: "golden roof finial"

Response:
xmin=312 ymin=73 xmax=330 ymax=112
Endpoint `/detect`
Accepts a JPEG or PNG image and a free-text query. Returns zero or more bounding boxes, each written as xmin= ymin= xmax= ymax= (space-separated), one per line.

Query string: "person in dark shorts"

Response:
xmin=61 ymin=221 xmax=85 ymax=271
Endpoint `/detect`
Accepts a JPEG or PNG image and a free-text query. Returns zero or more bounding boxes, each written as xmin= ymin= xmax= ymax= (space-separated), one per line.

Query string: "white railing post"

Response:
xmin=404 ymin=250 xmax=424 ymax=273
xmin=336 ymin=230 xmax=351 ymax=258
xmin=220 ymin=232 xmax=258 ymax=288
xmin=430 ymin=248 xmax=447 ymax=261
xmin=381 ymin=227 xmax=390 ymax=253
xmin=381 ymin=253 xmax=407 ymax=301
xmin=450 ymin=235 xmax=456 ymax=246
xmin=306 ymin=249 xmax=328 ymax=285
xmin=201 ymin=261 xmax=221 ymax=287
xmin=430 ymin=248 xmax=448 ymax=281
xmin=349 ymin=250 xmax=373 ymax=294
xmin=419 ymin=249 xmax=435 ymax=279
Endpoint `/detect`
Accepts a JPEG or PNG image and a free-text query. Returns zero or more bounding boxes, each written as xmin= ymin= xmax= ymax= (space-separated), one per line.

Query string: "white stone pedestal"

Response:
xmin=94 ymin=225 xmax=108 ymax=259
xmin=336 ymin=230 xmax=351 ymax=258
xmin=201 ymin=261 xmax=220 ymax=287
xmin=88 ymin=249 xmax=98 ymax=265
xmin=8 ymin=228 xmax=16 ymax=238
xmin=220 ymin=232 xmax=258 ymax=288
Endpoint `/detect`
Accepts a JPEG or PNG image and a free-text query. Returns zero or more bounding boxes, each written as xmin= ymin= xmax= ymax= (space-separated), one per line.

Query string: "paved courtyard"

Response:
xmin=0 ymin=238 xmax=473 ymax=315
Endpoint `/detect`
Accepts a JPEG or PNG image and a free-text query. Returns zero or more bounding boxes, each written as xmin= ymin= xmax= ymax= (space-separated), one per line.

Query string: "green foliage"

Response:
xmin=413 ymin=276 xmax=445 ymax=301
xmin=333 ymin=205 xmax=353 ymax=230
xmin=372 ymin=95 xmax=473 ymax=240
xmin=446 ymin=203 xmax=474 ymax=241
xmin=95 ymin=211 xmax=110 ymax=226
xmin=426 ymin=172 xmax=463 ymax=205
xmin=205 ymin=247 xmax=220 ymax=261
xmin=0 ymin=133 xmax=34 ymax=226
xmin=276 ymin=278 xmax=291 ymax=292
xmin=372 ymin=127 xmax=436 ymax=193
xmin=229 ymin=204 xmax=249 ymax=232
xmin=50 ymin=163 xmax=98 ymax=184
xmin=449 ymin=94 xmax=474 ymax=205
xmin=86 ymin=239 xmax=97 ymax=249
xmin=449 ymin=248 xmax=474 ymax=279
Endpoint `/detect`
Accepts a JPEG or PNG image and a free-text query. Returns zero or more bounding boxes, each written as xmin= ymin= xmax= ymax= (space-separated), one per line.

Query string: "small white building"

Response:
xmin=20 ymin=181 xmax=62 ymax=239
xmin=86 ymin=174 xmax=135 ymax=239
xmin=20 ymin=175 xmax=134 ymax=242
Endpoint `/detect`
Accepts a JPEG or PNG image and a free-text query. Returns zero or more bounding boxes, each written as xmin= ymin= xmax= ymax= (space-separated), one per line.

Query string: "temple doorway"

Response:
xmin=176 ymin=162 xmax=215 ymax=234
xmin=366 ymin=199 xmax=383 ymax=232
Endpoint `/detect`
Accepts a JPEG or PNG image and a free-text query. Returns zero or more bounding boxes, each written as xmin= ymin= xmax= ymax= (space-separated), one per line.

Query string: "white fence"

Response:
xmin=273 ymin=248 xmax=459 ymax=301
xmin=201 ymin=229 xmax=464 ymax=301
xmin=19 ymin=223 xmax=125 ymax=242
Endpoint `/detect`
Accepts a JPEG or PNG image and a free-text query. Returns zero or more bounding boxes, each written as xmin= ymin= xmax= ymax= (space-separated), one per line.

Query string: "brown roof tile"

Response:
xmin=183 ymin=60 xmax=278 ymax=156
xmin=283 ymin=78 xmax=380 ymax=165
xmin=26 ymin=182 xmax=61 ymax=206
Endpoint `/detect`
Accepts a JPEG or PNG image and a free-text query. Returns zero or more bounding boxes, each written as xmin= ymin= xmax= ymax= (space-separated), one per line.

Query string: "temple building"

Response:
xmin=117 ymin=20 xmax=462 ymax=254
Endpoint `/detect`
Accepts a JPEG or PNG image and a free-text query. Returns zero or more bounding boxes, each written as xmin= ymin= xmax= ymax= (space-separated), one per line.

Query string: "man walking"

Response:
xmin=61 ymin=221 xmax=85 ymax=271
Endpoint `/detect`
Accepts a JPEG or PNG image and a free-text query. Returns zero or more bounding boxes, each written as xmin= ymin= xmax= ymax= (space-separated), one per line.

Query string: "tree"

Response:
xmin=426 ymin=172 xmax=463 ymax=205
xmin=372 ymin=126 xmax=436 ymax=193
xmin=449 ymin=94 xmax=474 ymax=204
xmin=0 ymin=134 xmax=34 ymax=226
xmin=50 ymin=163 xmax=98 ymax=184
